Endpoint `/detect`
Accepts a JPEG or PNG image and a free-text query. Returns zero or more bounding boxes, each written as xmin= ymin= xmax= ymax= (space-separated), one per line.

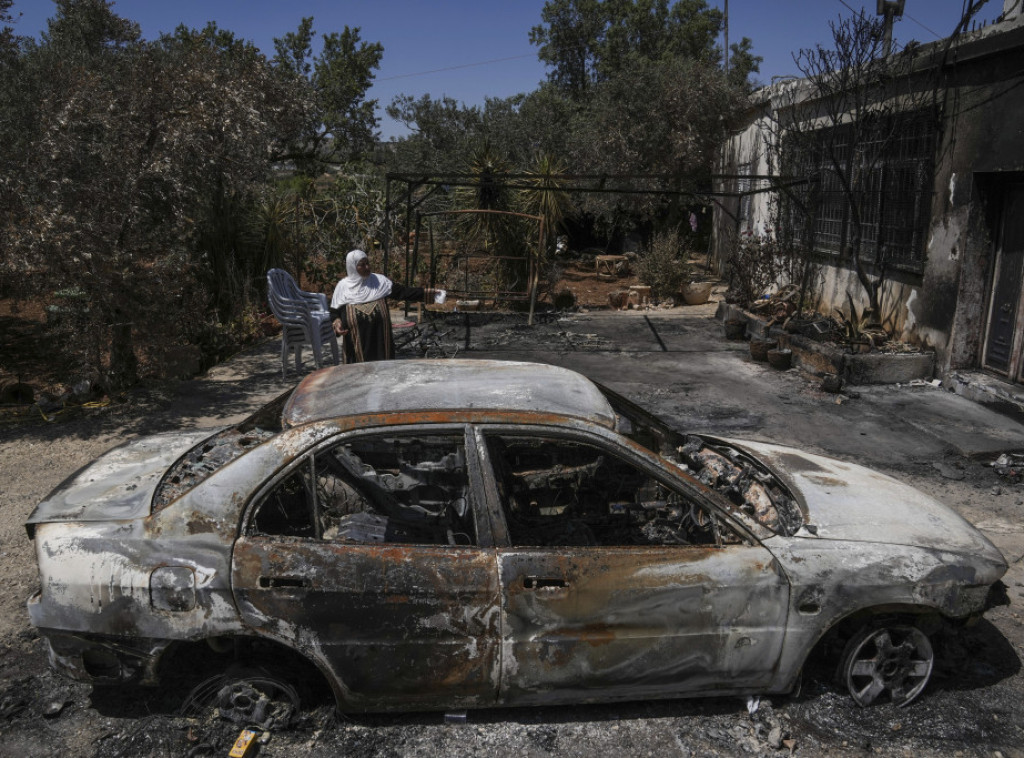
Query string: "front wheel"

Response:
xmin=838 ymin=623 xmax=934 ymax=707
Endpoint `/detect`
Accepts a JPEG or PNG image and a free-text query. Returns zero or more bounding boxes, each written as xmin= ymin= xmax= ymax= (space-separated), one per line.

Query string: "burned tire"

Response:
xmin=181 ymin=665 xmax=300 ymax=729
xmin=838 ymin=623 xmax=934 ymax=707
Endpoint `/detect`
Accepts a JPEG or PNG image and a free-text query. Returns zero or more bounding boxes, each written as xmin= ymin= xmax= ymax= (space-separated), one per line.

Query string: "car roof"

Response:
xmin=282 ymin=359 xmax=617 ymax=429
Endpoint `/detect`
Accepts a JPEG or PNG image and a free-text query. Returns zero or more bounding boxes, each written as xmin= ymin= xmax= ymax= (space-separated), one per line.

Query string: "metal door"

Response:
xmin=231 ymin=431 xmax=502 ymax=712
xmin=496 ymin=544 xmax=789 ymax=706
xmin=984 ymin=186 xmax=1024 ymax=378
xmin=478 ymin=429 xmax=789 ymax=706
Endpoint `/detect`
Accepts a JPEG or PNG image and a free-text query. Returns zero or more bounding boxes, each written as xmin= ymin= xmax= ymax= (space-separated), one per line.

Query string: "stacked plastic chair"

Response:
xmin=266 ymin=268 xmax=341 ymax=376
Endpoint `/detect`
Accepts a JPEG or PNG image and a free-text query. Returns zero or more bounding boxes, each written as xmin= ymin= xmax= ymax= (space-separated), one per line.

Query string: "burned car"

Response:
xmin=27 ymin=360 xmax=1007 ymax=712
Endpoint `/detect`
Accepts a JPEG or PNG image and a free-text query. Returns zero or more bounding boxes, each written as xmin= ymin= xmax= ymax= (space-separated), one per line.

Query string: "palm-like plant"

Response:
xmin=517 ymin=152 xmax=573 ymax=264
xmin=453 ymin=142 xmax=516 ymax=245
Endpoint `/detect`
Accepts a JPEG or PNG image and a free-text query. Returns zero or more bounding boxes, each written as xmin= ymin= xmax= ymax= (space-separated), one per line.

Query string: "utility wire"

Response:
xmin=378 ymin=54 xmax=534 ymax=82
xmin=904 ymin=12 xmax=942 ymax=39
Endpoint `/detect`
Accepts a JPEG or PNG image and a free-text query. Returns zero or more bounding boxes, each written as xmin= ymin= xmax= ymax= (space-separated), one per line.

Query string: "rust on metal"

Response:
xmin=23 ymin=358 xmax=1008 ymax=713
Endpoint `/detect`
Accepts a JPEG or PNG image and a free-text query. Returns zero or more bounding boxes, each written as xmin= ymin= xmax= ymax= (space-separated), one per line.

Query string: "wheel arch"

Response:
xmin=154 ymin=633 xmax=342 ymax=708
xmin=779 ymin=602 xmax=947 ymax=694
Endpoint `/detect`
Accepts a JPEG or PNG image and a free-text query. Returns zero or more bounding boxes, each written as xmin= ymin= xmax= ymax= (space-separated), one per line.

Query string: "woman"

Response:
xmin=330 ymin=249 xmax=440 ymax=363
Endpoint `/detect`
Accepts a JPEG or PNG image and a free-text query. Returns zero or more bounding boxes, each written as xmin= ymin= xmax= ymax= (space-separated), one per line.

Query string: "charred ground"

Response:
xmin=2 ymin=303 xmax=1023 ymax=758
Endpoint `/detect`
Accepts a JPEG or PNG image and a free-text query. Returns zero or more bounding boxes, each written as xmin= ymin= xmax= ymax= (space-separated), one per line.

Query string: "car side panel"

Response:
xmin=232 ymin=539 xmax=502 ymax=711
xmin=497 ymin=544 xmax=790 ymax=705
xmin=764 ymin=536 xmax=1008 ymax=693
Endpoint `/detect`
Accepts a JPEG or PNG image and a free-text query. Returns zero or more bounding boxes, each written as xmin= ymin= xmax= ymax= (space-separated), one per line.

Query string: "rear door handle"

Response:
xmin=523 ymin=576 xmax=568 ymax=590
xmin=258 ymin=575 xmax=310 ymax=589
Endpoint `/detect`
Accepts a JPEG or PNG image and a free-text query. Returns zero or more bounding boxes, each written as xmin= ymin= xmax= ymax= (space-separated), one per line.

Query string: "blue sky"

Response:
xmin=8 ymin=1 xmax=1006 ymax=139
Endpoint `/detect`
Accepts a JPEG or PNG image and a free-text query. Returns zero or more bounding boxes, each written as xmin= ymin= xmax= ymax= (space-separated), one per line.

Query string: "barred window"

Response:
xmin=783 ymin=113 xmax=936 ymax=272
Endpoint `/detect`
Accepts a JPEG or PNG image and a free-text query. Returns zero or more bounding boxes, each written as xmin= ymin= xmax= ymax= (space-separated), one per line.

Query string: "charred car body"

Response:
xmin=26 ymin=360 xmax=1007 ymax=711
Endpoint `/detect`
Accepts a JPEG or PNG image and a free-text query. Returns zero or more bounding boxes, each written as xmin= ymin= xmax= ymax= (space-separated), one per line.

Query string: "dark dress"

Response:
xmin=329 ymin=284 xmax=425 ymax=363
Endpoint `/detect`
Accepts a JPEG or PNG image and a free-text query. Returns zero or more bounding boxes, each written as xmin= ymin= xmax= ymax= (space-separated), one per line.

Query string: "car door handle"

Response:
xmin=258 ymin=575 xmax=311 ymax=589
xmin=523 ymin=576 xmax=569 ymax=590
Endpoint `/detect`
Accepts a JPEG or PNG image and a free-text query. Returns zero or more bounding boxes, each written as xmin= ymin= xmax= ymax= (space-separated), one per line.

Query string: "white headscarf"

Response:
xmin=331 ymin=249 xmax=394 ymax=306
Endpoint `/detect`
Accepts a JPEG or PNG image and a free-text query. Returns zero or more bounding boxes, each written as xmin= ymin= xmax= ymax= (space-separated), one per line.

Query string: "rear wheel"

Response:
xmin=181 ymin=665 xmax=300 ymax=729
xmin=839 ymin=623 xmax=934 ymax=707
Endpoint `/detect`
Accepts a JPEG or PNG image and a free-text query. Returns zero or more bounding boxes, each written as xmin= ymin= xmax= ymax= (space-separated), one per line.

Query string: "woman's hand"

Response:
xmin=332 ymin=318 xmax=348 ymax=337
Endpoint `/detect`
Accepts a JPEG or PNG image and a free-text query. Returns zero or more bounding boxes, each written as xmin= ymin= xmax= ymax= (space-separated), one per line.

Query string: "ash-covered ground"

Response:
xmin=2 ymin=306 xmax=1023 ymax=758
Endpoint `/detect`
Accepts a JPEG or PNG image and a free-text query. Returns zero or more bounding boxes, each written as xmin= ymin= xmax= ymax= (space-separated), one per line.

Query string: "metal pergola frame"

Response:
xmin=382 ymin=171 xmax=809 ymax=320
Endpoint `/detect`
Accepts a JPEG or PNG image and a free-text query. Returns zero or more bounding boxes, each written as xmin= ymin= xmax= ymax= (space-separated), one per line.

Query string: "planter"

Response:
xmin=681 ymin=281 xmax=714 ymax=306
xmin=766 ymin=348 xmax=793 ymax=370
xmin=821 ymin=373 xmax=844 ymax=393
xmin=719 ymin=303 xmax=937 ymax=384
xmin=749 ymin=338 xmax=777 ymax=362
xmin=724 ymin=318 xmax=747 ymax=340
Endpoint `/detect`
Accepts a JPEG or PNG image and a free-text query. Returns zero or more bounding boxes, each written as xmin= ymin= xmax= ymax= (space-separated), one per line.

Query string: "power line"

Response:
xmin=904 ymin=12 xmax=942 ymax=39
xmin=378 ymin=54 xmax=534 ymax=82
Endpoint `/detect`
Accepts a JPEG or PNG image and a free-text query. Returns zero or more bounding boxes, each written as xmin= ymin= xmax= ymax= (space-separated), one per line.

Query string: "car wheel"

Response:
xmin=182 ymin=665 xmax=300 ymax=729
xmin=839 ymin=623 xmax=934 ymax=707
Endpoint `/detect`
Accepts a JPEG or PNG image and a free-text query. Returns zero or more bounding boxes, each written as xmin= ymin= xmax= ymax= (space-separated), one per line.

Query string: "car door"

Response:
xmin=477 ymin=428 xmax=790 ymax=706
xmin=231 ymin=427 xmax=501 ymax=712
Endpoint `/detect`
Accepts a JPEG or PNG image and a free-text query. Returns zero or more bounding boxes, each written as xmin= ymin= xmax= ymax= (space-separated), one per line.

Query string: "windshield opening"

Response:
xmin=597 ymin=383 xmax=804 ymax=536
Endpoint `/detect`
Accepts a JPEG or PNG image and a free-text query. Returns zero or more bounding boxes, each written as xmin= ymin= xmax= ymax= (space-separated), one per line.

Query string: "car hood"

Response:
xmin=721 ymin=438 xmax=999 ymax=556
xmin=26 ymin=430 xmax=215 ymax=527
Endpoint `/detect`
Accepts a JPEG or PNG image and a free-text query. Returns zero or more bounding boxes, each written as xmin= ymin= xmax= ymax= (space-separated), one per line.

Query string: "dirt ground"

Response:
xmin=2 ymin=283 xmax=1024 ymax=757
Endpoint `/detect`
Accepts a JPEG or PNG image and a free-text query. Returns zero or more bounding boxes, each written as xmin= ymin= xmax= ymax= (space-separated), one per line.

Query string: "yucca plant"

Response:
xmin=517 ymin=152 xmax=573 ymax=264
xmin=453 ymin=143 xmax=529 ymax=300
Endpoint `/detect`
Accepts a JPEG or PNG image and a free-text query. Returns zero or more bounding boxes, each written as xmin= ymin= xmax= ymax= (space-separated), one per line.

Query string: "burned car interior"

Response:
xmin=487 ymin=434 xmax=741 ymax=548
xmin=249 ymin=429 xmax=749 ymax=550
xmin=601 ymin=386 xmax=805 ymax=537
xmin=250 ymin=433 xmax=477 ymax=547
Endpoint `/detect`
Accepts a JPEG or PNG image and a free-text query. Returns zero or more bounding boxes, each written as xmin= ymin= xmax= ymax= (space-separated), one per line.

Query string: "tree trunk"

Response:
xmin=108 ymin=317 xmax=138 ymax=392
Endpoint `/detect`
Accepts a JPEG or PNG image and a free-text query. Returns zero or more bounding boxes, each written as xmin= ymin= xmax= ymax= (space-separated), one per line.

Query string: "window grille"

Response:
xmin=783 ymin=113 xmax=936 ymax=272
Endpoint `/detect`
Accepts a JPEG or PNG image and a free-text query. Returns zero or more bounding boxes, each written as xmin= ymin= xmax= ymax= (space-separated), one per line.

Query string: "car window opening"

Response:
xmin=153 ymin=389 xmax=292 ymax=510
xmin=487 ymin=435 xmax=743 ymax=548
xmin=673 ymin=435 xmax=804 ymax=536
xmin=251 ymin=434 xmax=476 ymax=547
xmin=600 ymin=385 xmax=804 ymax=537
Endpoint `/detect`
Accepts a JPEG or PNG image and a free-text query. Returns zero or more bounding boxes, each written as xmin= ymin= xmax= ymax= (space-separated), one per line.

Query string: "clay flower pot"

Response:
xmin=821 ymin=373 xmax=844 ymax=393
xmin=724 ymin=319 xmax=747 ymax=340
xmin=749 ymin=339 xmax=777 ymax=362
xmin=681 ymin=281 xmax=714 ymax=306
xmin=766 ymin=348 xmax=793 ymax=370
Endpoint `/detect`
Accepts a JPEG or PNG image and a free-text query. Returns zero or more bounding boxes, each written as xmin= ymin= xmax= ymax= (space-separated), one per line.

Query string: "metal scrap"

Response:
xmin=675 ymin=436 xmax=803 ymax=536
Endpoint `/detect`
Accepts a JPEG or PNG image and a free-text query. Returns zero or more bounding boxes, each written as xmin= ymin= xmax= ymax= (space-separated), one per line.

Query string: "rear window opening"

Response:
xmin=152 ymin=389 xmax=292 ymax=510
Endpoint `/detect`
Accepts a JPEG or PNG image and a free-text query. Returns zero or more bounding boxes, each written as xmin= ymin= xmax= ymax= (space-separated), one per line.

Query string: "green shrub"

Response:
xmin=636 ymin=231 xmax=690 ymax=300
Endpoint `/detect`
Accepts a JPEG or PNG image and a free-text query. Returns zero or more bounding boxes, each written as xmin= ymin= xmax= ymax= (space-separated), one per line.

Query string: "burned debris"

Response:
xmin=154 ymin=390 xmax=290 ymax=509
xmin=674 ymin=436 xmax=805 ymax=536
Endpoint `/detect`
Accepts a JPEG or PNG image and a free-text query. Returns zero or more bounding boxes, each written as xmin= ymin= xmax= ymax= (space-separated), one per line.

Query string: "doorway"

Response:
xmin=983 ymin=185 xmax=1024 ymax=381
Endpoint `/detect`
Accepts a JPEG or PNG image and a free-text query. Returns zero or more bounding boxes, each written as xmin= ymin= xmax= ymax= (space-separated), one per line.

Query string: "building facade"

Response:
xmin=714 ymin=1 xmax=1024 ymax=384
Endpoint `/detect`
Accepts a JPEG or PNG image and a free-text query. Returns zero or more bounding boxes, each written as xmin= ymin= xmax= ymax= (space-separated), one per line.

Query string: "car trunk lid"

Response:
xmin=26 ymin=431 xmax=214 ymax=529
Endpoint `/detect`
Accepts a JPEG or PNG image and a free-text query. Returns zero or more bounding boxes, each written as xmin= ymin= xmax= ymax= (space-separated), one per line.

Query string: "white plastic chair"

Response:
xmin=266 ymin=268 xmax=340 ymax=376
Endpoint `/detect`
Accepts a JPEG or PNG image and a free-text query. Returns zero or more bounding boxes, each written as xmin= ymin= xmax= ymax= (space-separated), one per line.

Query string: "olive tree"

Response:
xmin=4 ymin=1 xmax=308 ymax=389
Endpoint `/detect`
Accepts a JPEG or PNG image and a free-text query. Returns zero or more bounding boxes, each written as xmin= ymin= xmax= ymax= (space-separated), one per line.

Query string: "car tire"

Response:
xmin=181 ymin=664 xmax=301 ymax=729
xmin=838 ymin=622 xmax=934 ymax=707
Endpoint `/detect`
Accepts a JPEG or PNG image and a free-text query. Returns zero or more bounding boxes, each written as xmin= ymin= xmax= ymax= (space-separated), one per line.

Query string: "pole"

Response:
xmin=723 ymin=0 xmax=730 ymax=77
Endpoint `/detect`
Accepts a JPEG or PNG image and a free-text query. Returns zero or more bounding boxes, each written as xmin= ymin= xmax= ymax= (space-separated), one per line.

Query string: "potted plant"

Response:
xmin=681 ymin=280 xmax=715 ymax=305
xmin=834 ymin=294 xmax=881 ymax=354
